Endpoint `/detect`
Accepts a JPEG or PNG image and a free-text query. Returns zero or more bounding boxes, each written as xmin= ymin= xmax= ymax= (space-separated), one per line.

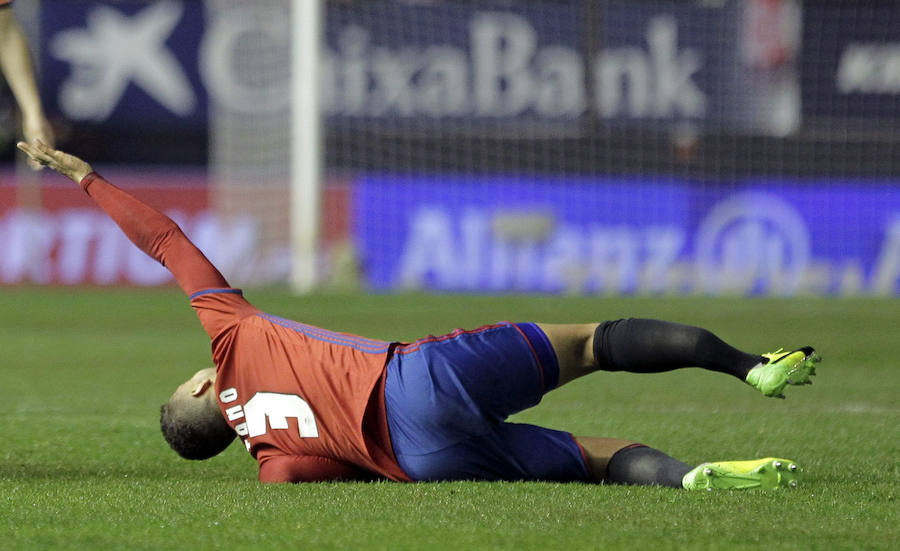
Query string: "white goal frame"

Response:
xmin=289 ymin=0 xmax=324 ymax=293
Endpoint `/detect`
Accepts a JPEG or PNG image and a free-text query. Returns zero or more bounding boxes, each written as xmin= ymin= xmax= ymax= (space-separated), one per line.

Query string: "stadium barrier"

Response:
xmin=5 ymin=171 xmax=900 ymax=295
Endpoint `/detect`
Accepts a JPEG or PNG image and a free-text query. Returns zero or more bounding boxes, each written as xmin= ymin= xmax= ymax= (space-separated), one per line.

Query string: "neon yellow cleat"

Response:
xmin=746 ymin=347 xmax=820 ymax=398
xmin=682 ymin=457 xmax=801 ymax=490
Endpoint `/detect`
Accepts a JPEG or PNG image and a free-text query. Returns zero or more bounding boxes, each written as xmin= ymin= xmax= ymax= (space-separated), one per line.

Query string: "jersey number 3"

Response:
xmin=242 ymin=392 xmax=319 ymax=438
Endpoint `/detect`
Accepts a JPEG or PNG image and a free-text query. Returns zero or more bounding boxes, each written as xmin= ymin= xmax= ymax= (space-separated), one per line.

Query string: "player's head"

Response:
xmin=160 ymin=367 xmax=236 ymax=460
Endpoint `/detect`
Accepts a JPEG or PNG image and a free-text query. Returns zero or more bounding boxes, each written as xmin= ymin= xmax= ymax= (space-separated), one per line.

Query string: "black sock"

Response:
xmin=593 ymin=318 xmax=764 ymax=380
xmin=606 ymin=444 xmax=692 ymax=488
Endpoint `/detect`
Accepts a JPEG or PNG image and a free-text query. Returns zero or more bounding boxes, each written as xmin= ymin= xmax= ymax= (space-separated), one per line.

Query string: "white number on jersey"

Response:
xmin=244 ymin=392 xmax=319 ymax=438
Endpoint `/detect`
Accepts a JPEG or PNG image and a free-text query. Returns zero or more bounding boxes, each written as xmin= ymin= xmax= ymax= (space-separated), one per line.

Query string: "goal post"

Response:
xmin=204 ymin=0 xmax=323 ymax=291
xmin=290 ymin=0 xmax=324 ymax=293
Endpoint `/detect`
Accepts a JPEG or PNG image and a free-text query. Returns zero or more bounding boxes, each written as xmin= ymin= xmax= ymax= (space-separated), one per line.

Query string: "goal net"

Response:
xmin=206 ymin=0 xmax=900 ymax=296
xmin=203 ymin=0 xmax=294 ymax=285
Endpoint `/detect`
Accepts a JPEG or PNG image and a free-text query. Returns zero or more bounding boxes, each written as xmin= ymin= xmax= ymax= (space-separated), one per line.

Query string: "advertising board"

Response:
xmin=354 ymin=175 xmax=900 ymax=296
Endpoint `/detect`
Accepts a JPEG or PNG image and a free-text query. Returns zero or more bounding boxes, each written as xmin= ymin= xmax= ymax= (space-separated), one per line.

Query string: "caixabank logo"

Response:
xmin=38 ymin=1 xmax=740 ymax=127
xmin=321 ymin=13 xmax=706 ymax=121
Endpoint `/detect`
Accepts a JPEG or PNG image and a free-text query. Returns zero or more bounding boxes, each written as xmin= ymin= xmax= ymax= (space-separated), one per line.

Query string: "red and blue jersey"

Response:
xmin=194 ymin=292 xmax=409 ymax=482
xmin=81 ymin=173 xmax=409 ymax=483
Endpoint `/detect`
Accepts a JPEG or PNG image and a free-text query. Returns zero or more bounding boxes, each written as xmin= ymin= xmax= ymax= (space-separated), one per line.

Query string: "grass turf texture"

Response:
xmin=1 ymin=288 xmax=898 ymax=550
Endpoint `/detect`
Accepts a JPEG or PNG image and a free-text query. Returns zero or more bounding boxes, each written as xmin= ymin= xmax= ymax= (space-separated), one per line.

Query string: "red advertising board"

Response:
xmin=1 ymin=169 xmax=353 ymax=286
xmin=1 ymin=170 xmax=220 ymax=285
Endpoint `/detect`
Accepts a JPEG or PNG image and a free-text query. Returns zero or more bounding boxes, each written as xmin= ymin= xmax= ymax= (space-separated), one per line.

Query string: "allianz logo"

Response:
xmin=695 ymin=192 xmax=810 ymax=296
xmin=395 ymin=192 xmax=900 ymax=295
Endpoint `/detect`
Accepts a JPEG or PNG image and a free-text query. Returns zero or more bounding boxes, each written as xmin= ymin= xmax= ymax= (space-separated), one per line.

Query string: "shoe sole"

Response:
xmin=692 ymin=458 xmax=800 ymax=490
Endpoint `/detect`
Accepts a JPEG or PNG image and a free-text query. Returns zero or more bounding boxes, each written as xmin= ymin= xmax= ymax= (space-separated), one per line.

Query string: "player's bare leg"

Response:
xmin=574 ymin=437 xmax=640 ymax=478
xmin=534 ymin=323 xmax=597 ymax=386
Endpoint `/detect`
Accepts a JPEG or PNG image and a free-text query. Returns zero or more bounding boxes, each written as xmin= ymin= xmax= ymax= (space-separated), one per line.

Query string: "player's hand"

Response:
xmin=21 ymin=115 xmax=56 ymax=171
xmin=16 ymin=140 xmax=92 ymax=184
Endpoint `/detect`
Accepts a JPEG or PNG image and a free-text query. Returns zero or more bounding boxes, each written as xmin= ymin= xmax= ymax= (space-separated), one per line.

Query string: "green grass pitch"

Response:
xmin=1 ymin=288 xmax=898 ymax=550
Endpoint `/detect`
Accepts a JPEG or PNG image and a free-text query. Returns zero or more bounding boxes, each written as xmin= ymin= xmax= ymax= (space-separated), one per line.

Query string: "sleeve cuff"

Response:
xmin=79 ymin=172 xmax=101 ymax=193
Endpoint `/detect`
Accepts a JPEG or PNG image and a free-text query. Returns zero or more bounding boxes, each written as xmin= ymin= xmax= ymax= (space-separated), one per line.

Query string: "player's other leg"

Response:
xmin=576 ymin=437 xmax=692 ymax=488
xmin=576 ymin=437 xmax=802 ymax=490
xmin=537 ymin=320 xmax=819 ymax=397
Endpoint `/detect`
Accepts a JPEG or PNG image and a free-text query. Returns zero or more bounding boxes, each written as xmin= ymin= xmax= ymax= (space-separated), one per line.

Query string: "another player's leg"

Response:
xmin=576 ymin=437 xmax=802 ymax=490
xmin=537 ymin=320 xmax=819 ymax=397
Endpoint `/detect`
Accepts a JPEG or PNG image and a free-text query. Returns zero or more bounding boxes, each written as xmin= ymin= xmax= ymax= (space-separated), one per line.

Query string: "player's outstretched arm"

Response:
xmin=2 ymin=8 xmax=55 ymax=168
xmin=17 ymin=140 xmax=230 ymax=296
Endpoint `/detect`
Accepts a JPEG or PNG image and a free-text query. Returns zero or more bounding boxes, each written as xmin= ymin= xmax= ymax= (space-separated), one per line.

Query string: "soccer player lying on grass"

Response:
xmin=19 ymin=140 xmax=821 ymax=491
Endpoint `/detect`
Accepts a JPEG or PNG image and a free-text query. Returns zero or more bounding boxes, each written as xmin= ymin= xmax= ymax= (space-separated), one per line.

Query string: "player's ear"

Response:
xmin=191 ymin=378 xmax=212 ymax=397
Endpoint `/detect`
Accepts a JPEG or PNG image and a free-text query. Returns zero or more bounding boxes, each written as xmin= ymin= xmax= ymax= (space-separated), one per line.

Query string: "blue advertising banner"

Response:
xmin=32 ymin=0 xmax=797 ymax=137
xmin=354 ymin=175 xmax=900 ymax=296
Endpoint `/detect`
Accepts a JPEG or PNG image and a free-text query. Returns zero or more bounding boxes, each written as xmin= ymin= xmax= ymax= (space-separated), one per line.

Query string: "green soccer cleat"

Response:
xmin=682 ymin=458 xmax=801 ymax=491
xmin=746 ymin=347 xmax=820 ymax=398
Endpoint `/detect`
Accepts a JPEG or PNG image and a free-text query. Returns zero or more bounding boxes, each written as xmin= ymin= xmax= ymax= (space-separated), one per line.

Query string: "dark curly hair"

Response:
xmin=160 ymin=402 xmax=236 ymax=460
